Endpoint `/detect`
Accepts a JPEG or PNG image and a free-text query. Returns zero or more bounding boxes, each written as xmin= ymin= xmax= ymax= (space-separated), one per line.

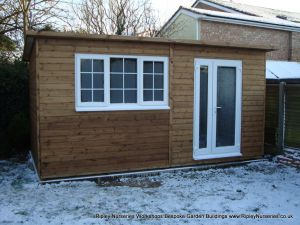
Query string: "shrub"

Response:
xmin=0 ymin=57 xmax=29 ymax=158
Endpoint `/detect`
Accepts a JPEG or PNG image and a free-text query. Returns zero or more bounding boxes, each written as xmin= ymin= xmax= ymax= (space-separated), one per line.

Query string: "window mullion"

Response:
xmin=105 ymin=56 xmax=110 ymax=106
xmin=91 ymin=59 xmax=94 ymax=102
xmin=138 ymin=58 xmax=141 ymax=105
xmin=123 ymin=58 xmax=125 ymax=104
xmin=152 ymin=62 xmax=154 ymax=101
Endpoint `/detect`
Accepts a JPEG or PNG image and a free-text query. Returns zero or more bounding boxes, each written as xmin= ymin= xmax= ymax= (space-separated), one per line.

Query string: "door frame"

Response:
xmin=193 ymin=58 xmax=242 ymax=160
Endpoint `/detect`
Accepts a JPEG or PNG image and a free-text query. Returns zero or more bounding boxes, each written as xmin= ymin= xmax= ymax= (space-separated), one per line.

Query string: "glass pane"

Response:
xmin=143 ymin=74 xmax=153 ymax=89
xmin=93 ymin=73 xmax=104 ymax=88
xmin=110 ymin=74 xmax=123 ymax=88
xmin=154 ymin=90 xmax=163 ymax=101
xmin=81 ymin=73 xmax=92 ymax=88
xmin=143 ymin=61 xmax=153 ymax=73
xmin=93 ymin=90 xmax=104 ymax=102
xmin=81 ymin=59 xmax=92 ymax=72
xmin=93 ymin=60 xmax=104 ymax=72
xmin=154 ymin=75 xmax=163 ymax=89
xmin=124 ymin=74 xmax=137 ymax=88
xmin=143 ymin=90 xmax=153 ymax=101
xmin=154 ymin=62 xmax=163 ymax=73
xmin=110 ymin=90 xmax=123 ymax=103
xmin=199 ymin=66 xmax=208 ymax=149
xmin=110 ymin=58 xmax=123 ymax=72
xmin=216 ymin=66 xmax=236 ymax=147
xmin=124 ymin=59 xmax=137 ymax=73
xmin=81 ymin=90 xmax=92 ymax=102
xmin=124 ymin=90 xmax=137 ymax=103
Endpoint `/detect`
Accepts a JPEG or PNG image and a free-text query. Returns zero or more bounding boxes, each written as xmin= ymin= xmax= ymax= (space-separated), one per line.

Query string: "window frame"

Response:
xmin=109 ymin=55 xmax=139 ymax=105
xmin=75 ymin=53 xmax=169 ymax=111
xmin=140 ymin=56 xmax=169 ymax=106
xmin=75 ymin=54 xmax=109 ymax=109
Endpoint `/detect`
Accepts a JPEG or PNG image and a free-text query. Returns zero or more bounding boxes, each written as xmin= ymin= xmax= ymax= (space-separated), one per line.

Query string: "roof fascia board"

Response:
xmin=199 ymin=14 xmax=300 ymax=32
xmin=181 ymin=9 xmax=201 ymax=19
xmin=24 ymin=30 xmax=274 ymax=49
xmin=194 ymin=0 xmax=244 ymax=14
xmin=191 ymin=0 xmax=199 ymax=7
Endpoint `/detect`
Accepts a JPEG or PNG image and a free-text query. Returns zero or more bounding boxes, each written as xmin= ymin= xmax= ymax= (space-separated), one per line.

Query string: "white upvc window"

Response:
xmin=140 ymin=57 xmax=169 ymax=106
xmin=75 ymin=54 xmax=169 ymax=111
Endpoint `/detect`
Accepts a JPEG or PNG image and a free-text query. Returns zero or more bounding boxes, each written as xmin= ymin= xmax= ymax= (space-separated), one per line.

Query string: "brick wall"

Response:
xmin=200 ymin=20 xmax=291 ymax=60
xmin=277 ymin=149 xmax=300 ymax=169
xmin=196 ymin=3 xmax=225 ymax=12
xmin=291 ymin=32 xmax=300 ymax=61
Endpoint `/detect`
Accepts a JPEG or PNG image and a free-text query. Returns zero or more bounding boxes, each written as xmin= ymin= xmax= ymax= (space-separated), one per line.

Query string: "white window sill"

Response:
xmin=75 ymin=105 xmax=170 ymax=112
xmin=193 ymin=152 xmax=242 ymax=160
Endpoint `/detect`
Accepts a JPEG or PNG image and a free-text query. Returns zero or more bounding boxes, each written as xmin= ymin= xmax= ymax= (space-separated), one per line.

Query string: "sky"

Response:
xmin=152 ymin=0 xmax=300 ymax=23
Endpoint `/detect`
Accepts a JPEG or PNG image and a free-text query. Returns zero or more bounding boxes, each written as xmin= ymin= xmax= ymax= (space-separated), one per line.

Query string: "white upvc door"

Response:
xmin=193 ymin=58 xmax=242 ymax=160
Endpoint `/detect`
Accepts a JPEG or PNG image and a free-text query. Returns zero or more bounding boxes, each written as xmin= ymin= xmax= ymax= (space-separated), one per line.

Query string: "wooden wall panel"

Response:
xmin=37 ymin=39 xmax=170 ymax=179
xmin=29 ymin=43 xmax=40 ymax=173
xmin=170 ymin=45 xmax=266 ymax=166
xmin=265 ymin=85 xmax=279 ymax=149
xmin=34 ymin=38 xmax=266 ymax=180
xmin=285 ymin=86 xmax=300 ymax=148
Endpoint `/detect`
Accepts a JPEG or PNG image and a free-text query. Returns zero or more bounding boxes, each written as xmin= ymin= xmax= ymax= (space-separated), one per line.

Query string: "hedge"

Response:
xmin=0 ymin=57 xmax=30 ymax=158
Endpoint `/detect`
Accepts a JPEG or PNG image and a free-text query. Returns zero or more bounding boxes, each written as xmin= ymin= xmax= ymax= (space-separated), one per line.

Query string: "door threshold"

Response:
xmin=193 ymin=152 xmax=242 ymax=160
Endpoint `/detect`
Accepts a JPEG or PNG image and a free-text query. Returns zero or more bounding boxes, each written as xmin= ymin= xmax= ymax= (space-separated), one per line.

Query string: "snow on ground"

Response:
xmin=0 ymin=158 xmax=299 ymax=225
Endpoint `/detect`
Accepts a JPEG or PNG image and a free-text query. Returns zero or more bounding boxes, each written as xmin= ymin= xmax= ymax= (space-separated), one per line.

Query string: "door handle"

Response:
xmin=216 ymin=106 xmax=222 ymax=109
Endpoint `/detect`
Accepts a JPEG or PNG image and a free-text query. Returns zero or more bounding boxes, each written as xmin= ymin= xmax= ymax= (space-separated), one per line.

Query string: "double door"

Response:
xmin=193 ymin=59 xmax=242 ymax=159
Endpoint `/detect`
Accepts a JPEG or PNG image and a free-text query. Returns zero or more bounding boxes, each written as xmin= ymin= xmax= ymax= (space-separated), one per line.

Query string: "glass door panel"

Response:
xmin=199 ymin=66 xmax=208 ymax=149
xmin=216 ymin=66 xmax=236 ymax=147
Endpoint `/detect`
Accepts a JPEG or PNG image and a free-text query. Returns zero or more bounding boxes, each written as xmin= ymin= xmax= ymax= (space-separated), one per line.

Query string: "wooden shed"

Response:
xmin=23 ymin=31 xmax=272 ymax=181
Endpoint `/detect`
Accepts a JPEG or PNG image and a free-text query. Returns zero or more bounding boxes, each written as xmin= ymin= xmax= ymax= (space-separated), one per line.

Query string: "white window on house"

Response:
xmin=75 ymin=54 xmax=169 ymax=111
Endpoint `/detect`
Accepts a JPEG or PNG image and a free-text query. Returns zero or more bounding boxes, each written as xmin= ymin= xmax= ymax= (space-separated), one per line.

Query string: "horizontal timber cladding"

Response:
xmin=170 ymin=44 xmax=266 ymax=166
xmin=37 ymin=38 xmax=170 ymax=179
xmin=35 ymin=37 xmax=266 ymax=179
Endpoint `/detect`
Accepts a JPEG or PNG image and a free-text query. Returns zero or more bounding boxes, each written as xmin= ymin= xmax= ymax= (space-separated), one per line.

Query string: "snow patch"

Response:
xmin=0 ymin=159 xmax=299 ymax=224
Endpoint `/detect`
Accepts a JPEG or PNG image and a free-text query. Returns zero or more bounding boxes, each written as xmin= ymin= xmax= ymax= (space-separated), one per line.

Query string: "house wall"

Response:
xmin=291 ymin=32 xmax=300 ymax=61
xmin=162 ymin=13 xmax=198 ymax=40
xmin=32 ymin=38 xmax=266 ymax=179
xmin=162 ymin=7 xmax=300 ymax=62
xmin=196 ymin=2 xmax=300 ymax=62
xmin=195 ymin=3 xmax=226 ymax=12
xmin=200 ymin=20 xmax=290 ymax=60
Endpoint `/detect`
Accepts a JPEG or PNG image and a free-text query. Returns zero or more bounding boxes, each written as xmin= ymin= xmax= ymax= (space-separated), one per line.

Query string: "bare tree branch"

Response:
xmin=73 ymin=0 xmax=159 ymax=37
xmin=0 ymin=0 xmax=72 ymax=54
